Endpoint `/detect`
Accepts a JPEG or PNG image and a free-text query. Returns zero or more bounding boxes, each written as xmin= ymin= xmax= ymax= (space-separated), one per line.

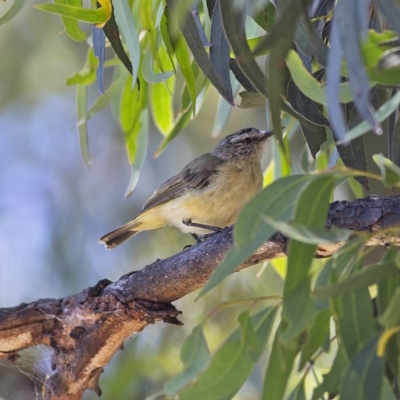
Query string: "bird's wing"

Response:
xmin=142 ymin=153 xmax=224 ymax=211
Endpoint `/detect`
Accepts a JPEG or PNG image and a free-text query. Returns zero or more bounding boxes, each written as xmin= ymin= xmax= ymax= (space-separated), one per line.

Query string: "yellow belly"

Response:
xmin=159 ymin=160 xmax=263 ymax=234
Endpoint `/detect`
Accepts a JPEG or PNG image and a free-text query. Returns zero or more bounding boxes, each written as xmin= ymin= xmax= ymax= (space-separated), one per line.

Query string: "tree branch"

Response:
xmin=1 ymin=194 xmax=399 ymax=399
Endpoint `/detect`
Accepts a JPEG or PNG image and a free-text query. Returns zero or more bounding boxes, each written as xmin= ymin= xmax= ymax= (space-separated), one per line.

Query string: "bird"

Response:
xmin=99 ymin=127 xmax=274 ymax=249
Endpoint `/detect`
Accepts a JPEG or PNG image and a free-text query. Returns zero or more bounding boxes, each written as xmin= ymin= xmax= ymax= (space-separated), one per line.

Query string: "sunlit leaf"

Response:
xmin=286 ymin=50 xmax=353 ymax=105
xmin=287 ymin=379 xmax=307 ymax=400
xmin=312 ymin=348 xmax=349 ymax=400
xmin=54 ymin=0 xmax=86 ymax=41
xmin=66 ymin=48 xmax=98 ymax=86
xmin=125 ymin=110 xmax=149 ymax=196
xmin=35 ymin=3 xmax=107 ymax=24
xmin=139 ymin=0 xmax=163 ymax=71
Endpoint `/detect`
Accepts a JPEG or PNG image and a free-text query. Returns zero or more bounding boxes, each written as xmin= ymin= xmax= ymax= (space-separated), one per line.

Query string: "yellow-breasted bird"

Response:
xmin=99 ymin=127 xmax=273 ymax=249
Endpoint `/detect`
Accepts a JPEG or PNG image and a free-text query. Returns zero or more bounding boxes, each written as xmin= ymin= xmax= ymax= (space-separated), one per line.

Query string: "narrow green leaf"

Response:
xmin=287 ymin=379 xmax=307 ymax=400
xmin=125 ymin=110 xmax=149 ymax=196
xmin=53 ymin=0 xmax=85 ymax=41
xmin=209 ymin=0 xmax=233 ymax=102
xmin=197 ymin=175 xmax=311 ymax=299
xmin=151 ymin=75 xmax=175 ymax=135
xmin=373 ymin=153 xmax=400 ymax=187
xmin=166 ymin=0 xmax=234 ymax=105
xmin=120 ymin=75 xmax=145 ymax=134
xmin=260 ymin=216 xmax=350 ymax=245
xmin=299 ymin=309 xmax=331 ymax=370
xmin=139 ymin=0 xmax=163 ymax=71
xmin=163 ymin=325 xmax=211 ymax=396
xmin=103 ymin=8 xmax=133 ymax=76
xmin=334 ymin=287 xmax=376 ymax=359
xmin=341 ymin=87 xmax=400 ymax=143
xmin=78 ymin=70 xmax=125 ymax=126
xmin=281 ymin=175 xmax=335 ymax=346
xmin=212 ymin=79 xmax=240 ymax=137
xmin=173 ymin=31 xmax=197 ymax=115
xmin=76 ymin=85 xmax=90 ymax=167
xmin=219 ymin=0 xmax=268 ymax=98
xmin=35 ymin=3 xmax=107 ymax=24
xmin=113 ymin=0 xmax=140 ymax=89
xmin=286 ymin=50 xmax=354 ymax=105
xmin=336 ymin=137 xmax=368 ymax=189
xmin=262 ymin=321 xmax=297 ymax=400
xmin=0 ymin=0 xmax=29 ymax=25
xmin=381 ymin=377 xmax=398 ymax=400
xmin=180 ymin=307 xmax=278 ymax=400
xmin=377 ymin=246 xmax=399 ymax=316
xmin=142 ymin=49 xmax=174 ymax=84
xmin=380 ymin=287 xmax=400 ymax=329
xmin=312 ymin=348 xmax=349 ymax=400
xmin=66 ymin=48 xmax=98 ymax=87
xmin=340 ymin=335 xmax=383 ymax=400
xmin=294 ymin=5 xmax=328 ymax=66
xmin=314 ymin=261 xmax=399 ymax=299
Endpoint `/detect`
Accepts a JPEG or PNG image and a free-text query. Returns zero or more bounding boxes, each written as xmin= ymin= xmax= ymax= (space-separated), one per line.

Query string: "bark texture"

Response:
xmin=0 ymin=194 xmax=399 ymax=399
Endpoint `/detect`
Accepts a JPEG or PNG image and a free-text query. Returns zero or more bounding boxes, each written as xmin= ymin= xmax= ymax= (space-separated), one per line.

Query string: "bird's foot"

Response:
xmin=183 ymin=219 xmax=224 ymax=243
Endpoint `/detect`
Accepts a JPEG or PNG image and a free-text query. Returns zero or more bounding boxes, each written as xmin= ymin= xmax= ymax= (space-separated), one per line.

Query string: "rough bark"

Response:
xmin=1 ymin=194 xmax=400 ymax=399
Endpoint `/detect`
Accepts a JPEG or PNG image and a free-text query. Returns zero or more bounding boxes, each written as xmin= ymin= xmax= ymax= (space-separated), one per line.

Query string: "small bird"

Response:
xmin=99 ymin=127 xmax=273 ymax=249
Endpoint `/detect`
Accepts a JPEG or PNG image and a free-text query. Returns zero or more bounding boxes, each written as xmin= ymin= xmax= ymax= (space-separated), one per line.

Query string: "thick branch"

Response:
xmin=1 ymin=194 xmax=399 ymax=399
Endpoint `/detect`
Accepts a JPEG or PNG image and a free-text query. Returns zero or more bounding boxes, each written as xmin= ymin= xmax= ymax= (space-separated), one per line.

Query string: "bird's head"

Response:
xmin=213 ymin=127 xmax=274 ymax=161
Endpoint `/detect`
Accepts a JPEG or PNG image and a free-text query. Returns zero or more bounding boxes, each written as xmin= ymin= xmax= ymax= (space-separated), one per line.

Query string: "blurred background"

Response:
xmin=0 ymin=1 xmax=395 ymax=399
xmin=0 ymin=2 xmax=283 ymax=399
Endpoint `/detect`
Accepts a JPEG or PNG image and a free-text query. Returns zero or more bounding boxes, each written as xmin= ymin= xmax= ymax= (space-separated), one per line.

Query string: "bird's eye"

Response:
xmin=244 ymin=138 xmax=252 ymax=144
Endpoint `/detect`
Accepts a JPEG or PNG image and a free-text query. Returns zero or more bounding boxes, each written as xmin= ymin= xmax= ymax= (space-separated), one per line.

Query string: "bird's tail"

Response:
xmin=99 ymin=220 xmax=142 ymax=249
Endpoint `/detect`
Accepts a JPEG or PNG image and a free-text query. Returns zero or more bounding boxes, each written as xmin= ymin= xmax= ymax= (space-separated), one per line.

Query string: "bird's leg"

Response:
xmin=183 ymin=218 xmax=223 ymax=233
xmin=183 ymin=219 xmax=224 ymax=243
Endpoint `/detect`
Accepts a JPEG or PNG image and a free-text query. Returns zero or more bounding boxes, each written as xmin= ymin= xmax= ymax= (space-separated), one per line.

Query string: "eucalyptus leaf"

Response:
xmin=210 ymin=1 xmax=233 ymax=102
xmin=54 ymin=0 xmax=86 ymax=41
xmin=180 ymin=307 xmax=278 ymax=400
xmin=260 ymin=215 xmax=350 ymax=245
xmin=35 ymin=3 xmax=107 ymax=24
xmin=314 ymin=261 xmax=399 ymax=299
xmin=374 ymin=153 xmax=400 ymax=187
xmin=125 ymin=110 xmax=149 ymax=196
xmin=113 ymin=0 xmax=140 ymax=89
xmin=262 ymin=322 xmax=297 ymax=400
xmin=340 ymin=335 xmax=383 ymax=400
